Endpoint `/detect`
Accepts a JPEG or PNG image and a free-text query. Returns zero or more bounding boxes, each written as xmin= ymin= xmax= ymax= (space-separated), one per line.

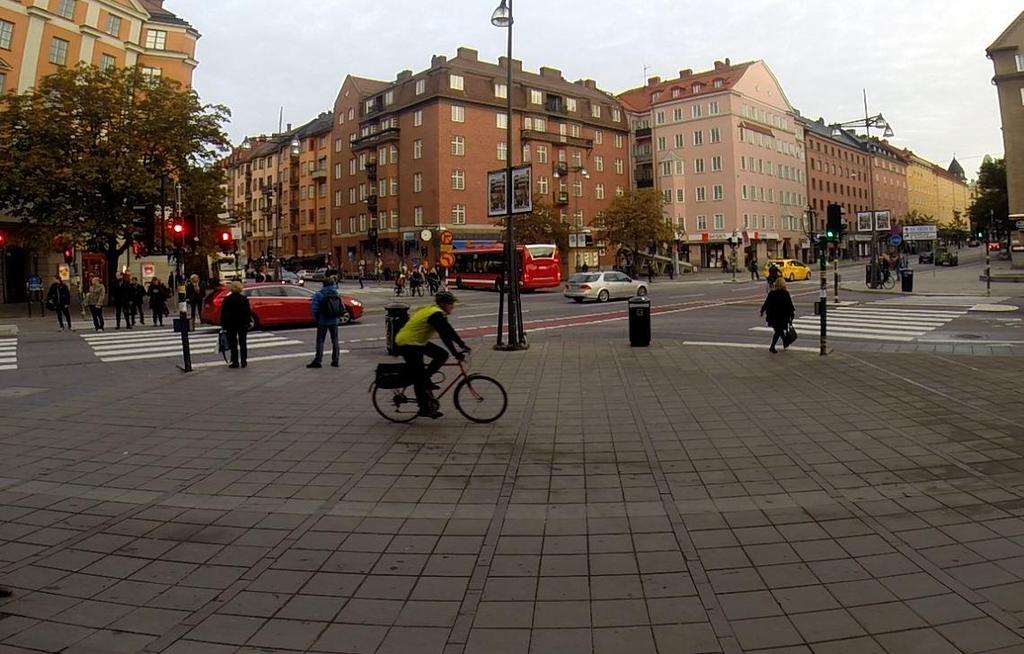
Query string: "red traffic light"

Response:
xmin=220 ymin=230 xmax=232 ymax=242
xmin=172 ymin=223 xmax=184 ymax=234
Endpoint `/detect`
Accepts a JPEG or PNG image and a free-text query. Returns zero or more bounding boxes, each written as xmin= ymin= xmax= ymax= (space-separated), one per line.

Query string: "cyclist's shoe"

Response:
xmin=428 ymin=382 xmax=441 ymax=390
xmin=417 ymin=405 xmax=443 ymax=419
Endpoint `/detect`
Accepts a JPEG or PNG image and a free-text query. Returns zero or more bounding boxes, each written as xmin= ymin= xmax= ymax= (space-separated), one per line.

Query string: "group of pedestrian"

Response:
xmin=53 ymin=274 xmax=174 ymax=332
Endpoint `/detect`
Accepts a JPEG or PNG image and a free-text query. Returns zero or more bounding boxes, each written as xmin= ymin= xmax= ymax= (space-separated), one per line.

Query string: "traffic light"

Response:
xmin=218 ymin=229 xmax=233 ymax=253
xmin=0 ymin=232 xmax=5 ymax=246
xmin=977 ymin=229 xmax=985 ymax=240
xmin=63 ymin=247 xmax=75 ymax=264
xmin=826 ymin=204 xmax=843 ymax=242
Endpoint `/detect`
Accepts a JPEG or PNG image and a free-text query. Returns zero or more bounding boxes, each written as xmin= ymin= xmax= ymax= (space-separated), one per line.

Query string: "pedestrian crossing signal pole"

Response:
xmin=174 ymin=182 xmax=192 ymax=372
xmin=820 ymin=235 xmax=828 ymax=356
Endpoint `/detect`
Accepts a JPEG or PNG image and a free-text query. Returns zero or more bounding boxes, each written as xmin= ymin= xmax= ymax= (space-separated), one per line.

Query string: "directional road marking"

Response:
xmin=0 ymin=336 xmax=17 ymax=371
xmin=750 ymin=305 xmax=967 ymax=342
xmin=80 ymin=326 xmax=304 ymax=363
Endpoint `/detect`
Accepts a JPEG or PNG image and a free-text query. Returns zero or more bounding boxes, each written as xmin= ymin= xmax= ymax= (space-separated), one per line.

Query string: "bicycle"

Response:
xmin=371 ymin=354 xmax=507 ymax=424
xmin=865 ymin=268 xmax=896 ymax=290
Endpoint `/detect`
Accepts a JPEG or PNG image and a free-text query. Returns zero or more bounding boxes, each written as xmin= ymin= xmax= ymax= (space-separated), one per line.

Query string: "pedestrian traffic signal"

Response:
xmin=826 ymin=204 xmax=843 ymax=242
xmin=0 ymin=232 xmax=5 ymax=246
xmin=171 ymin=221 xmax=185 ymax=236
xmin=63 ymin=247 xmax=74 ymax=264
xmin=218 ymin=230 xmax=233 ymax=253
xmin=977 ymin=229 xmax=985 ymax=239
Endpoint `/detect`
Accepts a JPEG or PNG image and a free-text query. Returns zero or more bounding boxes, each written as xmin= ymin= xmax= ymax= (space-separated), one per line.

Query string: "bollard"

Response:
xmin=385 ymin=303 xmax=410 ymax=355
xmin=628 ymin=296 xmax=651 ymax=347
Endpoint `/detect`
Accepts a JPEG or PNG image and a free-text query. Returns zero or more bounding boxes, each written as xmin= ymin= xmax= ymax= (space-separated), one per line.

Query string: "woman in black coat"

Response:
xmin=760 ymin=278 xmax=795 ymax=353
xmin=148 ymin=280 xmax=170 ymax=326
xmin=220 ymin=282 xmax=252 ymax=368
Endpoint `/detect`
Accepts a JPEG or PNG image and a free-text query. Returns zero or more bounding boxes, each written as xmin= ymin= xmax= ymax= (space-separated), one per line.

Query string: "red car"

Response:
xmin=988 ymin=242 xmax=1003 ymax=252
xmin=201 ymin=283 xmax=363 ymax=330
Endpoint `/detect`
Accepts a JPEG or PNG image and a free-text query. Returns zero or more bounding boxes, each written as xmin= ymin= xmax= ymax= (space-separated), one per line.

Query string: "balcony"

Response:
xmin=351 ymin=127 xmax=400 ymax=151
xmin=311 ymin=168 xmax=327 ymax=180
xmin=637 ymin=178 xmax=654 ymax=189
xmin=555 ymin=192 xmax=569 ymax=205
xmin=365 ymin=162 xmax=377 ymax=180
xmin=367 ymin=195 xmax=378 ymax=211
xmin=635 ymin=126 xmax=652 ymax=139
xmin=633 ymin=150 xmax=652 ymax=164
xmin=521 ymin=129 xmax=593 ymax=150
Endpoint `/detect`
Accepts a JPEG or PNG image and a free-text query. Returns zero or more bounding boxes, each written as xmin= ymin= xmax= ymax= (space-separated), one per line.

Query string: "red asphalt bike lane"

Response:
xmin=457 ymin=288 xmax=820 ymax=341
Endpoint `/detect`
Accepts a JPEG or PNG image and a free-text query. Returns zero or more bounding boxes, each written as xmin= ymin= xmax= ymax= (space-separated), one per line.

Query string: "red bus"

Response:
xmin=453 ymin=244 xmax=562 ymax=290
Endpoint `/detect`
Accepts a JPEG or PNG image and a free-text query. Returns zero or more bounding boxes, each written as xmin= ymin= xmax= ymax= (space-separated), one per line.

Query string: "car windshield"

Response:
xmin=569 ymin=274 xmax=601 ymax=283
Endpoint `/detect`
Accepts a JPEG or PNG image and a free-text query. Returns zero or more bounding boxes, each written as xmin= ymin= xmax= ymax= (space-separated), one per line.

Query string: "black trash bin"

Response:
xmin=628 ymin=296 xmax=651 ymax=347
xmin=385 ymin=303 xmax=410 ymax=355
xmin=900 ymin=269 xmax=914 ymax=293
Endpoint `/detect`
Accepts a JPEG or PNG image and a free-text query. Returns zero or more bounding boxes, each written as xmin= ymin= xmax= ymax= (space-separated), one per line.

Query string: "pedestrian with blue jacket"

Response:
xmin=308 ymin=276 xmax=345 ymax=368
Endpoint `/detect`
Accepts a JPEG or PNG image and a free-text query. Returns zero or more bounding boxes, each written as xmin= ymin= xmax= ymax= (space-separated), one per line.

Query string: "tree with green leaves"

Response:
xmin=968 ymin=157 xmax=1008 ymax=235
xmin=0 ymin=64 xmax=230 ymax=287
xmin=593 ymin=189 xmax=671 ymax=268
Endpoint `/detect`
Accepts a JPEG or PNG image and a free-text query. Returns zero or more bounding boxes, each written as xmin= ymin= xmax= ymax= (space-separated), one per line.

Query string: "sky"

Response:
xmin=171 ymin=0 xmax=1021 ymax=180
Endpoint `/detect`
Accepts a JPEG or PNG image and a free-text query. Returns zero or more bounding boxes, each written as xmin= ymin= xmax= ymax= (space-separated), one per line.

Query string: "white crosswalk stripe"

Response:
xmin=80 ymin=326 xmax=304 ymax=363
xmin=750 ymin=305 xmax=967 ymax=342
xmin=871 ymin=295 xmax=1008 ymax=308
xmin=0 ymin=336 xmax=17 ymax=371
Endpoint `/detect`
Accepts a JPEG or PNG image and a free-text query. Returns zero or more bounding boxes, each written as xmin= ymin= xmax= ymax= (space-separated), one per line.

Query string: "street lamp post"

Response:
xmin=492 ymin=0 xmax=526 ymax=350
xmin=554 ymin=165 xmax=589 ymax=271
xmin=831 ymin=90 xmax=893 ymax=289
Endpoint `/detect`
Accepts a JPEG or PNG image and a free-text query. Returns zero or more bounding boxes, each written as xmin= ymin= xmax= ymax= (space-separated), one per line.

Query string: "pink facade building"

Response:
xmin=620 ymin=60 xmax=809 ymax=268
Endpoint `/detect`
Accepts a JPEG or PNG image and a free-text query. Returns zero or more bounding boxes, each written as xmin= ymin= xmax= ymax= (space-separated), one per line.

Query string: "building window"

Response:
xmin=412 ymin=172 xmax=423 ymax=193
xmin=451 ymin=105 xmax=465 ymax=123
xmin=0 ymin=72 xmax=5 ymax=94
xmin=595 ymin=156 xmax=604 ymax=172
xmin=145 ymin=29 xmax=167 ymax=50
xmin=334 ymin=162 xmax=342 ymax=179
xmin=416 ymin=78 xmax=425 ymax=95
xmin=57 ymin=0 xmax=75 ymax=19
xmin=657 ymin=137 xmax=666 ymax=152
xmin=414 ymin=109 xmax=423 ymax=126
xmin=390 ymin=178 xmax=398 ymax=195
xmin=451 ymin=136 xmax=464 ymax=156
xmin=522 ymin=145 xmax=531 ymax=162
xmin=596 ymin=184 xmax=605 ymax=200
xmin=674 ymin=134 xmax=684 ymax=149
xmin=714 ymin=214 xmax=724 ymax=230
xmin=390 ymin=210 xmax=398 ymax=229
xmin=710 ymin=127 xmax=721 ymax=144
xmin=452 ymin=170 xmax=465 ymax=190
xmin=694 ymin=158 xmax=705 ymax=173
xmin=614 ymin=134 xmax=624 ymax=148
xmin=537 ymin=146 xmax=548 ymax=164
xmin=334 ymin=190 xmax=342 ymax=207
xmin=663 ymin=189 xmax=672 ymax=204
xmin=661 ymin=161 xmax=672 ymax=176
xmin=49 ymin=38 xmax=69 ymax=65
xmin=349 ymin=218 xmax=356 ymax=233
xmin=390 ymin=145 xmax=398 ymax=163
xmin=497 ymin=142 xmax=507 ymax=161
xmin=656 ymin=111 xmax=665 ymax=125
xmin=713 ymin=185 xmax=724 ymax=201
xmin=0 ymin=21 xmax=13 ymax=50
xmin=692 ymin=104 xmax=702 ymax=119
xmin=594 ymin=129 xmax=603 ymax=145
xmin=378 ymin=179 xmax=387 ymax=197
xmin=591 ymin=104 xmax=601 ymax=118
xmin=451 ymin=204 xmax=466 ymax=224
xmin=611 ymin=108 xmax=621 ymax=122
xmin=695 ymin=187 xmax=706 ymax=202
xmin=711 ymin=155 xmax=722 ymax=172
xmin=675 ymin=160 xmax=684 ymax=175
xmin=494 ymin=83 xmax=507 ymax=98
xmin=563 ymin=97 xmax=574 ymax=112
xmin=697 ymin=215 xmax=707 ymax=230
xmin=100 ymin=54 xmax=116 ymax=72
xmin=537 ymin=176 xmax=548 ymax=195
xmin=709 ymin=101 xmax=720 ymax=115
xmin=614 ymin=159 xmax=624 ymax=174
xmin=676 ymin=188 xmax=686 ymax=203
xmin=449 ymin=74 xmax=464 ymax=90
xmin=693 ymin=130 xmax=704 ymax=146
xmin=349 ymin=188 xmax=356 ymax=204
xmin=496 ymin=112 xmax=507 ymax=129
xmin=616 ymin=185 xmax=624 ymax=196
xmin=530 ymin=89 xmax=542 ymax=104
xmin=414 ymin=206 xmax=424 ymax=226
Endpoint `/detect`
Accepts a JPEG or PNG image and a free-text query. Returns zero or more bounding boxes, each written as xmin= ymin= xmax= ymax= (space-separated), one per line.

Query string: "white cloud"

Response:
xmin=171 ymin=0 xmax=1020 ymax=176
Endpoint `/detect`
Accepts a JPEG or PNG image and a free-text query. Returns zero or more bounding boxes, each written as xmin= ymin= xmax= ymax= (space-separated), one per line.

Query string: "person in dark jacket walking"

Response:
xmin=84 ymin=276 xmax=106 ymax=331
xmin=130 ymin=277 xmax=147 ymax=325
xmin=307 ymin=276 xmax=344 ymax=368
xmin=760 ymin=278 xmax=795 ymax=353
xmin=765 ymin=261 xmax=780 ymax=290
xmin=112 ymin=273 xmax=133 ymax=329
xmin=47 ymin=275 xmax=73 ymax=331
xmin=748 ymin=256 xmax=759 ymax=280
xmin=148 ymin=279 xmax=170 ymax=326
xmin=185 ymin=274 xmax=204 ymax=327
xmin=220 ymin=281 xmax=251 ymax=368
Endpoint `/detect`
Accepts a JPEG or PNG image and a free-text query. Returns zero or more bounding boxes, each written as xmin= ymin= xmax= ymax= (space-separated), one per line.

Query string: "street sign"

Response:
xmin=142 ymin=263 xmax=156 ymax=280
xmin=420 ymin=229 xmax=432 ymax=242
xmin=889 ymin=234 xmax=903 ymax=247
xmin=27 ymin=275 xmax=42 ymax=292
xmin=903 ymin=225 xmax=938 ymax=241
xmin=439 ymin=253 xmax=455 ymax=268
xmin=440 ymin=231 xmax=454 ymax=246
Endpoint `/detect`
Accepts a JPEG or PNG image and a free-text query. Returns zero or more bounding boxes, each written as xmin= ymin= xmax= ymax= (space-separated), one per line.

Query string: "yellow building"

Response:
xmin=0 ymin=0 xmax=198 ymax=94
xmin=904 ymin=151 xmax=971 ymax=225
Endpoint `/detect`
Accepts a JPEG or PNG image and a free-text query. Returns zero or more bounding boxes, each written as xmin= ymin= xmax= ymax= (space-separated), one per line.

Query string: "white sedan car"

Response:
xmin=564 ymin=271 xmax=648 ymax=303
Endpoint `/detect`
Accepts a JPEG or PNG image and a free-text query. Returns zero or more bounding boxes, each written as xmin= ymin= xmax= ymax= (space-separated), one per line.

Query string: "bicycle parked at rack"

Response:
xmin=370 ymin=354 xmax=507 ymax=424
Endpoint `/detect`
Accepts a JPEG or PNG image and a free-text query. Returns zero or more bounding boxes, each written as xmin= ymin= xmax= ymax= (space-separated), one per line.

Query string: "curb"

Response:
xmin=0 ymin=325 xmax=19 ymax=337
xmin=838 ymin=285 xmax=1002 ymax=298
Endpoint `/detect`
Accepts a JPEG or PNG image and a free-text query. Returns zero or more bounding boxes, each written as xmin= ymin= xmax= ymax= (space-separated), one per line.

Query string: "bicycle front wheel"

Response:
xmin=372 ymin=383 xmax=419 ymax=423
xmin=883 ymin=275 xmax=896 ymax=290
xmin=453 ymin=374 xmax=507 ymax=423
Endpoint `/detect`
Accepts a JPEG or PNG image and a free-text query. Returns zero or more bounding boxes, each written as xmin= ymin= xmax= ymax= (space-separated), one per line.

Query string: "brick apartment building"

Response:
xmin=619 ymin=60 xmax=808 ymax=269
xmin=328 ymin=47 xmax=631 ymax=274
xmin=987 ymin=10 xmax=1024 ymax=270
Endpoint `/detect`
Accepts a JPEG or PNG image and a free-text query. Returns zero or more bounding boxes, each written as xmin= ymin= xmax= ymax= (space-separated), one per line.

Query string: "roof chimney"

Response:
xmin=574 ymin=78 xmax=597 ymax=90
xmin=647 ymin=76 xmax=661 ymax=86
xmin=396 ymin=69 xmax=413 ymax=82
xmin=539 ymin=66 xmax=562 ymax=80
xmin=286 ymin=123 xmax=292 ymax=131
xmin=456 ymin=47 xmax=478 ymax=61
xmin=678 ymin=69 xmax=692 ymax=79
xmin=431 ymin=54 xmax=447 ymax=67
xmin=498 ymin=56 xmax=523 ymax=72
xmin=714 ymin=60 xmax=726 ymax=70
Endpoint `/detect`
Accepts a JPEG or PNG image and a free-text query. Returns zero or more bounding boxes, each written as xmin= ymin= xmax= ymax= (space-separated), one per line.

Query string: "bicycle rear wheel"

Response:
xmin=453 ymin=374 xmax=507 ymax=423
xmin=372 ymin=383 xmax=419 ymax=423
xmin=883 ymin=274 xmax=896 ymax=290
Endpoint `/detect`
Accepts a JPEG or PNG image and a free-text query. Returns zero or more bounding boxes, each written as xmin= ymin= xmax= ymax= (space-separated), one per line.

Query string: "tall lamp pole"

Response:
xmin=492 ymin=0 xmax=526 ymax=350
xmin=831 ymin=90 xmax=893 ymax=289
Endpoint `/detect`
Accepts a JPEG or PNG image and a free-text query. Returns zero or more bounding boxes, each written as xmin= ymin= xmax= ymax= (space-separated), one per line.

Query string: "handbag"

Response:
xmin=217 ymin=329 xmax=230 ymax=362
xmin=782 ymin=323 xmax=798 ymax=347
xmin=374 ymin=363 xmax=413 ymax=389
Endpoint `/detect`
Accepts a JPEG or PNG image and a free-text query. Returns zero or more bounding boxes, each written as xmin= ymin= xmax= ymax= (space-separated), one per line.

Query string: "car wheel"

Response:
xmin=636 ymin=286 xmax=648 ymax=297
xmin=597 ymin=289 xmax=610 ymax=303
xmin=573 ymin=298 xmax=583 ymax=303
xmin=786 ymin=274 xmax=795 ymax=282
xmin=455 ymin=278 xmax=464 ymax=290
xmin=339 ymin=311 xmax=352 ymax=325
xmin=247 ymin=314 xmax=259 ymax=332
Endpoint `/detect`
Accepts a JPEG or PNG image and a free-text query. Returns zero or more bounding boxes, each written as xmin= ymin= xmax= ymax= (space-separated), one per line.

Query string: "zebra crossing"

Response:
xmin=0 ymin=336 xmax=17 ymax=371
xmin=750 ymin=302 xmax=968 ymax=342
xmin=80 ymin=326 xmax=305 ymax=363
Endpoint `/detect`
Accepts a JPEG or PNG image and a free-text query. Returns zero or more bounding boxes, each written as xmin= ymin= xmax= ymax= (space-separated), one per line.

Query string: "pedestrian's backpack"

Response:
xmin=322 ymin=293 xmax=344 ymax=319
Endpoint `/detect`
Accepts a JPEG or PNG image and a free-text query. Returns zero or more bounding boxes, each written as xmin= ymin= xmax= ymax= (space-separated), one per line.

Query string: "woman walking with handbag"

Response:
xmin=760 ymin=278 xmax=795 ymax=353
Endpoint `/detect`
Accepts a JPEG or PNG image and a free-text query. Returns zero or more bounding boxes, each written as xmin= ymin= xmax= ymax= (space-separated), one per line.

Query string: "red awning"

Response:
xmin=739 ymin=121 xmax=774 ymax=137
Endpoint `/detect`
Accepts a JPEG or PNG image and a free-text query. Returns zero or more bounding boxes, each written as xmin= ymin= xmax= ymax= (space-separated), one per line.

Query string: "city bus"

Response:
xmin=452 ymin=244 xmax=562 ymax=290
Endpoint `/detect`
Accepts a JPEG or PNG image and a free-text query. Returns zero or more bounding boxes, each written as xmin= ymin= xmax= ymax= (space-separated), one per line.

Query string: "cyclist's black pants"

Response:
xmin=398 ymin=343 xmax=448 ymax=409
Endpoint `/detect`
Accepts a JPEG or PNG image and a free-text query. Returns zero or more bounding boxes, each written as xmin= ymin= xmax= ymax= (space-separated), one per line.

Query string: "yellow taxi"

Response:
xmin=762 ymin=259 xmax=812 ymax=282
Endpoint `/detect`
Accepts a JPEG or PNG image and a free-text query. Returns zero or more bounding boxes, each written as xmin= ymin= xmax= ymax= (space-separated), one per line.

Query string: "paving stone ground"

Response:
xmin=0 ymin=331 xmax=1023 ymax=653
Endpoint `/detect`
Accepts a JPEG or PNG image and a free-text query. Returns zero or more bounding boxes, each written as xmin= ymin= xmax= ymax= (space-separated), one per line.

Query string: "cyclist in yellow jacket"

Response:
xmin=395 ymin=291 xmax=470 ymax=418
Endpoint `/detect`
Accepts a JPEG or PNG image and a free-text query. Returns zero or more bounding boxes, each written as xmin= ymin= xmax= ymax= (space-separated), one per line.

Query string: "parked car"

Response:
xmin=918 ymin=250 xmax=935 ymax=264
xmin=295 ymin=269 xmax=310 ymax=280
xmin=762 ymin=259 xmax=812 ymax=282
xmin=279 ymin=270 xmax=304 ymax=285
xmin=311 ymin=268 xmax=329 ymax=281
xmin=564 ymin=271 xmax=648 ymax=303
xmin=935 ymin=248 xmax=959 ymax=266
xmin=967 ymin=239 xmax=981 ymax=247
xmin=201 ymin=283 xmax=363 ymax=331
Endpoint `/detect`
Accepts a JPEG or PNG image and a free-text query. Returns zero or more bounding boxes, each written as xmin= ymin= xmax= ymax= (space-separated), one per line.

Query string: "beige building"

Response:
xmin=904 ymin=151 xmax=971 ymax=225
xmin=988 ymin=10 xmax=1024 ymax=267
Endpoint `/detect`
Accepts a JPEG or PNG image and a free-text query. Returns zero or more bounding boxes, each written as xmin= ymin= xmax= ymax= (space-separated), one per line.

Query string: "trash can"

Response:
xmin=385 ymin=303 xmax=410 ymax=355
xmin=628 ymin=296 xmax=651 ymax=347
xmin=900 ymin=269 xmax=914 ymax=293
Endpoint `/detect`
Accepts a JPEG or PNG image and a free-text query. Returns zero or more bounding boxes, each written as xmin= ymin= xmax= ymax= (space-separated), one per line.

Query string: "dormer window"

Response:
xmin=692 ymin=83 xmax=702 ymax=93
xmin=714 ymin=79 xmax=724 ymax=89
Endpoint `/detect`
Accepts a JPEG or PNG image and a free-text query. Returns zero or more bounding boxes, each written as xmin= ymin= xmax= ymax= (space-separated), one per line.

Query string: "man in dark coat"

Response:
xmin=113 ymin=273 xmax=134 ymax=329
xmin=46 ymin=275 xmax=73 ymax=331
xmin=220 ymin=281 xmax=251 ymax=368
xmin=760 ymin=278 xmax=795 ymax=353
xmin=185 ymin=274 xmax=204 ymax=327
